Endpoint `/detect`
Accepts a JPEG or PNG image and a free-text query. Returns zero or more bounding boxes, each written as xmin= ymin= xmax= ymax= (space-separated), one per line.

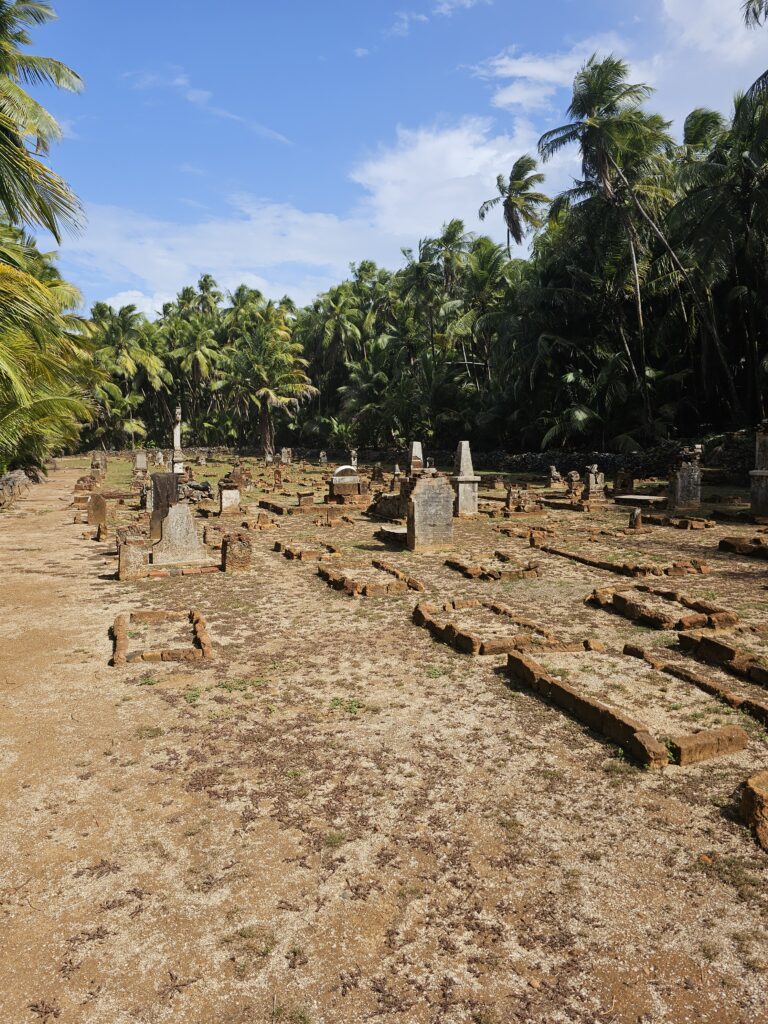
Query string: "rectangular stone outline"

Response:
xmin=318 ymin=559 xmax=424 ymax=598
xmin=444 ymin=553 xmax=543 ymax=582
xmin=112 ymin=608 xmax=213 ymax=666
xmin=507 ymin=649 xmax=747 ymax=767
xmin=413 ymin=598 xmax=592 ymax=656
xmin=586 ymin=584 xmax=738 ymax=631
xmin=531 ymin=535 xmax=710 ymax=579
xmin=677 ymin=632 xmax=768 ymax=689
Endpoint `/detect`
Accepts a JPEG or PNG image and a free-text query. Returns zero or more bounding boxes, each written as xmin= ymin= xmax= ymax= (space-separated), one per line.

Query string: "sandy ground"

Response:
xmin=1 ymin=458 xmax=768 ymax=1024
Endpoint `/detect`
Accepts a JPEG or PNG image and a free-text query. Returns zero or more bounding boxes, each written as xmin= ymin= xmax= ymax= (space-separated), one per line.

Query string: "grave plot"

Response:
xmin=444 ymin=552 xmax=543 ymax=582
xmin=413 ymin=598 xmax=596 ymax=656
xmin=586 ymin=584 xmax=738 ymax=631
xmin=678 ymin=628 xmax=768 ymax=688
xmin=623 ymin=643 xmax=768 ymax=729
xmin=532 ymin=536 xmax=710 ymax=579
xmin=508 ymin=648 xmax=749 ymax=768
xmin=273 ymin=539 xmax=341 ymax=561
xmin=112 ymin=608 xmax=213 ymax=665
xmin=318 ymin=559 xmax=424 ymax=597
xmin=719 ymin=535 xmax=768 ymax=560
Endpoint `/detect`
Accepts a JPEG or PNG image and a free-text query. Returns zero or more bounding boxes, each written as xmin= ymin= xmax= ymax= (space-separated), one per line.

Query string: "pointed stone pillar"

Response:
xmin=450 ymin=440 xmax=481 ymax=517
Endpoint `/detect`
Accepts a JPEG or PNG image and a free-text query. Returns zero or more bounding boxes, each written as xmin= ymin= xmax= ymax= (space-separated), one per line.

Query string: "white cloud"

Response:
xmin=434 ymin=0 xmax=491 ymax=14
xmin=124 ymin=67 xmax=291 ymax=145
xmin=354 ymin=47 xmax=370 ymax=58
xmin=387 ymin=11 xmax=429 ymax=37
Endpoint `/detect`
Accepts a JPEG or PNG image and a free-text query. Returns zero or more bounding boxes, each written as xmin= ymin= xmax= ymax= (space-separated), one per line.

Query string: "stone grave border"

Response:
xmin=112 ymin=608 xmax=213 ymax=666
xmin=586 ymin=584 xmax=738 ymax=631
xmin=623 ymin=643 xmax=768 ymax=727
xmin=444 ymin=553 xmax=543 ymax=582
xmin=273 ymin=540 xmax=341 ymax=562
xmin=318 ymin=559 xmax=425 ymax=598
xmin=506 ymin=648 xmax=747 ymax=768
xmin=412 ymin=598 xmax=594 ymax=656
xmin=531 ymin=536 xmax=710 ymax=579
xmin=742 ymin=773 xmax=768 ymax=852
xmin=718 ymin=536 xmax=768 ymax=560
xmin=677 ymin=631 xmax=768 ymax=688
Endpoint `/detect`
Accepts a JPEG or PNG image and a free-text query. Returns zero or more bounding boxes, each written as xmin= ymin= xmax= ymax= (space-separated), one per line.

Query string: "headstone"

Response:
xmin=196 ymin=453 xmax=207 ymax=467
xmin=349 ymin=449 xmax=358 ymax=470
xmin=297 ymin=491 xmax=314 ymax=507
xmin=328 ymin=465 xmax=366 ymax=501
xmin=450 ymin=440 xmax=481 ymax=517
xmin=548 ymin=465 xmax=562 ymax=487
xmin=143 ymin=482 xmax=154 ymax=513
xmin=615 ymin=468 xmax=635 ymax=495
xmin=629 ymin=508 xmax=643 ymax=529
xmin=152 ymin=503 xmax=209 ymax=565
xmin=318 ymin=451 xmax=328 ymax=466
xmin=371 ymin=462 xmax=384 ymax=483
xmin=265 ymin=452 xmax=274 ymax=465
xmin=407 ymin=442 xmax=424 ymax=476
xmin=566 ymin=471 xmax=582 ymax=499
xmin=273 ymin=468 xmax=283 ymax=490
xmin=149 ymin=509 xmax=164 ymax=541
xmin=90 ymin=451 xmax=107 ymax=478
xmin=134 ymin=451 xmax=148 ymax=473
xmin=118 ymin=538 xmax=147 ymax=581
xmin=172 ymin=406 xmax=184 ymax=474
xmin=87 ymin=493 xmax=107 ymax=527
xmin=390 ymin=464 xmax=402 ymax=493
xmin=406 ymin=473 xmax=454 ymax=552
xmin=668 ymin=446 xmax=702 ymax=510
xmin=751 ymin=420 xmax=768 ymax=515
xmin=583 ymin=465 xmax=607 ymax=503
xmin=151 ymin=472 xmax=180 ymax=520
xmin=222 ymin=531 xmax=252 ymax=572
xmin=155 ymin=450 xmax=165 ymax=467
xmin=280 ymin=447 xmax=292 ymax=465
xmin=219 ymin=482 xmax=241 ymax=515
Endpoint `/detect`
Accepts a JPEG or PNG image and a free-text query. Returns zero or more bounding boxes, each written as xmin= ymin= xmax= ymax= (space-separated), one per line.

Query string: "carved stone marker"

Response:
xmin=219 ymin=482 xmax=241 ymax=515
xmin=118 ymin=537 xmax=147 ymax=581
xmin=548 ymin=466 xmax=562 ymax=487
xmin=407 ymin=441 xmax=424 ymax=476
xmin=152 ymin=504 xmax=209 ymax=565
xmin=87 ymin=493 xmax=107 ymax=527
xmin=318 ymin=450 xmax=328 ymax=466
xmin=280 ymin=447 xmax=292 ymax=465
xmin=668 ymin=447 xmax=702 ymax=510
xmin=583 ymin=465 xmax=607 ymax=503
xmin=222 ymin=531 xmax=252 ymax=572
xmin=407 ymin=473 xmax=454 ymax=552
xmin=349 ymin=448 xmax=358 ymax=469
xmin=615 ymin=468 xmax=635 ymax=495
xmin=751 ymin=420 xmax=768 ymax=515
xmin=450 ymin=440 xmax=481 ymax=517
xmin=151 ymin=472 xmax=180 ymax=520
xmin=134 ymin=450 xmax=148 ymax=473
xmin=566 ymin=471 xmax=582 ymax=498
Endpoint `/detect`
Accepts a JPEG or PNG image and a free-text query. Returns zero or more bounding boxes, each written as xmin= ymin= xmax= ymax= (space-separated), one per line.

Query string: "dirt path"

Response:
xmin=1 ymin=463 xmax=768 ymax=1024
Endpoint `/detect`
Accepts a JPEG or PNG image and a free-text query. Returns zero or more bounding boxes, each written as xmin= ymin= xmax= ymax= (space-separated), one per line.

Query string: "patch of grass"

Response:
xmin=426 ymin=666 xmax=447 ymax=679
xmin=138 ymin=674 xmax=158 ymax=687
xmin=184 ymin=688 xmax=201 ymax=706
xmin=273 ymin=1006 xmax=311 ymax=1024
xmin=698 ymin=853 xmax=763 ymax=902
xmin=134 ymin=725 xmax=164 ymax=740
xmin=330 ymin=696 xmax=363 ymax=714
xmin=324 ymin=831 xmax=345 ymax=849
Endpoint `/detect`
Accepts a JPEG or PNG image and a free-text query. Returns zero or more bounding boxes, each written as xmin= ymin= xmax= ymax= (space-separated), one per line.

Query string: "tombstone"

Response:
xmin=548 ymin=466 xmax=562 ymax=487
xmin=297 ymin=491 xmax=314 ymax=507
xmin=615 ymin=468 xmax=635 ymax=495
xmin=349 ymin=449 xmax=358 ymax=470
xmin=152 ymin=503 xmax=209 ymax=565
xmin=390 ymin=464 xmax=402 ymax=493
xmin=629 ymin=508 xmax=643 ymax=530
xmin=273 ymin=468 xmax=283 ymax=491
xmin=328 ymin=465 xmax=364 ymax=501
xmin=407 ymin=442 xmax=424 ymax=476
xmin=750 ymin=420 xmax=768 ymax=515
xmin=96 ymin=522 xmax=109 ymax=542
xmin=118 ymin=537 xmax=147 ymax=581
xmin=151 ymin=473 xmax=180 ymax=520
xmin=196 ymin=452 xmax=207 ymax=467
xmin=505 ymin=484 xmax=521 ymax=511
xmin=172 ymin=405 xmax=184 ymax=474
xmin=406 ymin=473 xmax=454 ymax=552
xmin=583 ymin=465 xmax=607 ymax=503
xmin=450 ymin=441 xmax=481 ymax=517
xmin=318 ymin=450 xmax=328 ymax=466
xmin=133 ymin=450 xmax=148 ymax=473
xmin=149 ymin=509 xmax=164 ymax=541
xmin=74 ymin=474 xmax=98 ymax=493
xmin=155 ymin=450 xmax=166 ymax=467
xmin=371 ymin=462 xmax=384 ymax=483
xmin=90 ymin=451 xmax=107 ymax=478
xmin=219 ymin=481 xmax=241 ymax=515
xmin=265 ymin=452 xmax=274 ymax=465
xmin=566 ymin=471 xmax=582 ymax=498
xmin=222 ymin=531 xmax=252 ymax=573
xmin=280 ymin=447 xmax=292 ymax=466
xmin=143 ymin=481 xmax=154 ymax=514
xmin=87 ymin=493 xmax=107 ymax=528
xmin=668 ymin=446 xmax=702 ymax=510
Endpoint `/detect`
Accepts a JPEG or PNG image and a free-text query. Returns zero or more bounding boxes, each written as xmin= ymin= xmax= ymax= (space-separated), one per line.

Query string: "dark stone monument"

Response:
xmin=406 ymin=472 xmax=454 ymax=552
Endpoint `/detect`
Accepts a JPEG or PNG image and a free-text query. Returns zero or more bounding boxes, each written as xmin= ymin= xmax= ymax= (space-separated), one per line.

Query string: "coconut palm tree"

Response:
xmin=478 ymin=155 xmax=550 ymax=254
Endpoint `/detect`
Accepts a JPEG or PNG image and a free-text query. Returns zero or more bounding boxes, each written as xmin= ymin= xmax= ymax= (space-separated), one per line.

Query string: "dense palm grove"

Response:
xmin=2 ymin=2 xmax=768 ymax=470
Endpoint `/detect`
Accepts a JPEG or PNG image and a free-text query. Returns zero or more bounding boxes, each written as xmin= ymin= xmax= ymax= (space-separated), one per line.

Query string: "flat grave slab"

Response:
xmin=319 ymin=559 xmax=424 ymax=597
xmin=587 ymin=584 xmax=738 ymax=631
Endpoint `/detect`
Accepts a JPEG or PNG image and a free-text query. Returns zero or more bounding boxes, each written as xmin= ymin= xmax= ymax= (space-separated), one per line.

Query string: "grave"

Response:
xmin=349 ymin=448 xmax=358 ymax=469
xmin=587 ymin=584 xmax=738 ymax=630
xmin=406 ymin=441 xmax=424 ymax=476
xmin=134 ymin=450 xmax=148 ymax=473
xmin=406 ymin=472 xmax=454 ymax=551
xmin=222 ymin=531 xmax=252 ymax=572
xmin=219 ymin=481 xmax=241 ymax=515
xmin=280 ymin=447 xmax=293 ymax=465
xmin=445 ymin=553 xmax=542 ymax=582
xmin=582 ymin=464 xmax=607 ymax=503
xmin=614 ymin=468 xmax=635 ymax=494
xmin=318 ymin=559 xmax=424 ymax=597
xmin=118 ymin=537 xmax=148 ymax=581
xmin=87 ymin=493 xmax=107 ymax=528
xmin=668 ymin=446 xmax=702 ymax=511
xmin=450 ymin=440 xmax=481 ymax=517
xmin=152 ymin=503 xmax=209 ymax=565
xmin=112 ymin=608 xmax=212 ymax=665
xmin=327 ymin=465 xmax=369 ymax=504
xmin=565 ymin=470 xmax=581 ymax=499
xmin=151 ymin=472 xmax=180 ymax=520
xmin=172 ymin=405 xmax=185 ymax=474
xmin=318 ymin=450 xmax=328 ymax=466
xmin=750 ymin=420 xmax=768 ymax=516
xmin=548 ymin=466 xmax=562 ymax=487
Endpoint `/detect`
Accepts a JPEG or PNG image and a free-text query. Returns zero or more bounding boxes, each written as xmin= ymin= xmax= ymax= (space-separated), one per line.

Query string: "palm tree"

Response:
xmin=0 ymin=1 xmax=82 ymax=238
xmin=478 ymin=155 xmax=550 ymax=254
xmin=743 ymin=0 xmax=768 ymax=25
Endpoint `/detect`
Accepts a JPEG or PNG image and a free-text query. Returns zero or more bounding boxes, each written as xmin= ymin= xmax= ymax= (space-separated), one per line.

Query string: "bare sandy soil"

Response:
xmin=1 ymin=458 xmax=768 ymax=1024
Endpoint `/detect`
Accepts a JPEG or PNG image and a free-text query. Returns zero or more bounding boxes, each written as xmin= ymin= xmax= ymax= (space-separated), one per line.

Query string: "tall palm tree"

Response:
xmin=478 ymin=155 xmax=550 ymax=254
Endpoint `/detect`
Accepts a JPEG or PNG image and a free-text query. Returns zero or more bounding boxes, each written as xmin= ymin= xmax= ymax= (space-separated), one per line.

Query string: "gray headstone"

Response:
xmin=406 ymin=474 xmax=454 ymax=551
xmin=134 ymin=451 xmax=148 ymax=472
xmin=751 ymin=421 xmax=768 ymax=514
xmin=87 ymin=493 xmax=107 ymax=527
xmin=152 ymin=503 xmax=209 ymax=565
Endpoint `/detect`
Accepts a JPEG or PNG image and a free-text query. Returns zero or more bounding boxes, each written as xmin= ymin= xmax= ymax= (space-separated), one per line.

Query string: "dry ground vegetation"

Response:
xmin=1 ymin=456 xmax=768 ymax=1024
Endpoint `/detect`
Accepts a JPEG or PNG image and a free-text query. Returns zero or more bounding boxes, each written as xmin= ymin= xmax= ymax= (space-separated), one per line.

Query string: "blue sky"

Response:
xmin=33 ymin=0 xmax=768 ymax=314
